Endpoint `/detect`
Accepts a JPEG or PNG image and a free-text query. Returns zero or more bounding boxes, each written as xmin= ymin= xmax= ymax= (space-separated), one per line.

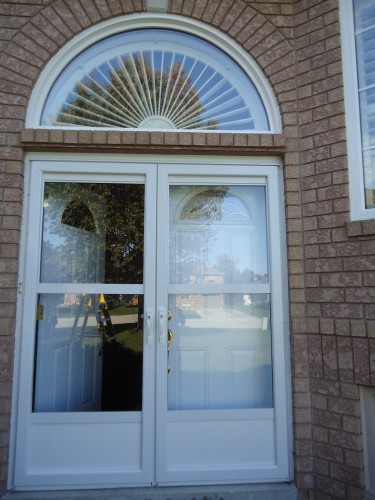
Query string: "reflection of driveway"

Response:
xmin=57 ymin=317 xmax=97 ymax=328
xmin=183 ymin=308 xmax=264 ymax=329
xmin=168 ymin=307 xmax=273 ymax=410
xmin=56 ymin=313 xmax=138 ymax=329
xmin=110 ymin=314 xmax=138 ymax=325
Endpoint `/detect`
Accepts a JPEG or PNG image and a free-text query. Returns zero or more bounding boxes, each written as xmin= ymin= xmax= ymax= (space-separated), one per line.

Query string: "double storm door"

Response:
xmin=14 ymin=158 xmax=289 ymax=489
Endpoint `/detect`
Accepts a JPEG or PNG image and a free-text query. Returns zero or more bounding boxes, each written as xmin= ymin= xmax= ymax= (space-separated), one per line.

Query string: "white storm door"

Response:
xmin=14 ymin=157 xmax=290 ymax=490
xmin=155 ymin=163 xmax=289 ymax=484
xmin=14 ymin=160 xmax=157 ymax=489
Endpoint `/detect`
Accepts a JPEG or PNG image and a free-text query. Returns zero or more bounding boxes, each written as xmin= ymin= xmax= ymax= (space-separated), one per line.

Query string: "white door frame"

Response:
xmin=12 ymin=157 xmax=158 ymax=489
xmin=10 ymin=153 xmax=292 ymax=490
xmin=155 ymin=162 xmax=291 ymax=484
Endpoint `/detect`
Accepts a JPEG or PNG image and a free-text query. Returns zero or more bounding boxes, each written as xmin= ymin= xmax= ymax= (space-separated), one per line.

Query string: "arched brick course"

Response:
xmin=0 ymin=0 xmax=295 ymax=125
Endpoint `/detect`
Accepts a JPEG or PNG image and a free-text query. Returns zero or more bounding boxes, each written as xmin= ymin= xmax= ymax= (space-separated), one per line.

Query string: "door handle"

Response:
xmin=146 ymin=308 xmax=153 ymax=345
xmin=158 ymin=307 xmax=165 ymax=344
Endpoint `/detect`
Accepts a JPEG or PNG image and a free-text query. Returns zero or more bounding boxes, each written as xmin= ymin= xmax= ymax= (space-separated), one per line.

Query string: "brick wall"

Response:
xmin=0 ymin=0 xmax=374 ymax=498
xmin=294 ymin=1 xmax=374 ymax=498
xmin=0 ymin=0 xmax=37 ymax=492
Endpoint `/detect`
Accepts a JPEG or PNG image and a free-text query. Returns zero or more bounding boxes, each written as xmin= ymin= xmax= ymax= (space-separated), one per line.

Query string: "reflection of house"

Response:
xmin=365 ymin=188 xmax=375 ymax=208
xmin=243 ymin=295 xmax=252 ymax=306
xmin=2 ymin=2 xmax=375 ymax=499
xmin=63 ymin=293 xmax=80 ymax=306
xmin=128 ymin=295 xmax=139 ymax=306
xmin=189 ymin=269 xmax=224 ymax=285
xmin=177 ymin=294 xmax=224 ymax=311
xmin=178 ymin=269 xmax=225 ymax=310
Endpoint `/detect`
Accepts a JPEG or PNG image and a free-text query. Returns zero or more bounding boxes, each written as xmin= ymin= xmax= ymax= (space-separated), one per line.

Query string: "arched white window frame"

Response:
xmin=26 ymin=13 xmax=282 ymax=133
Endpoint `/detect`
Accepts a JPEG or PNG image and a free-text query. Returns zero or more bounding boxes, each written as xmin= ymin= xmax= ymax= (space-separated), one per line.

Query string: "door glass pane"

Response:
xmin=33 ymin=293 xmax=143 ymax=412
xmin=169 ymin=185 xmax=268 ymax=284
xmin=167 ymin=293 xmax=273 ymax=410
xmin=41 ymin=182 xmax=144 ymax=284
xmin=168 ymin=184 xmax=272 ymax=411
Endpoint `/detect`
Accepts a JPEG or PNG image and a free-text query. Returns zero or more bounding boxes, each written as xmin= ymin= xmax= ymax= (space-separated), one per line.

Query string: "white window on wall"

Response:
xmin=27 ymin=16 xmax=282 ymax=133
xmin=340 ymin=0 xmax=375 ymax=220
xmin=39 ymin=29 xmax=270 ymax=132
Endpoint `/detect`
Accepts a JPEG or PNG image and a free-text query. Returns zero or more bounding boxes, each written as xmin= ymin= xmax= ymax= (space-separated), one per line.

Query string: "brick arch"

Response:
xmin=0 ymin=0 xmax=293 ymax=131
xmin=169 ymin=0 xmax=294 ymax=84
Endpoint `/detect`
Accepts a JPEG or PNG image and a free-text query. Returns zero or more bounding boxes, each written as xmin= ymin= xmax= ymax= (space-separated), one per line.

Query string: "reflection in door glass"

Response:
xmin=167 ymin=294 xmax=273 ymax=410
xmin=41 ymin=182 xmax=144 ymax=284
xmin=33 ymin=294 xmax=143 ymax=412
xmin=169 ymin=185 xmax=268 ymax=284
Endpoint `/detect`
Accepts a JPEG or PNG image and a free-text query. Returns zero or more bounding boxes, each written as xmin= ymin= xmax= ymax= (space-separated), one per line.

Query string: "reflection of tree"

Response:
xmin=56 ymin=53 xmax=218 ymax=130
xmin=42 ymin=183 xmax=144 ymax=284
xmin=61 ymin=200 xmax=96 ymax=232
xmin=215 ymin=255 xmax=254 ymax=284
xmin=101 ymin=341 xmax=143 ymax=411
xmin=98 ymin=183 xmax=144 ymax=284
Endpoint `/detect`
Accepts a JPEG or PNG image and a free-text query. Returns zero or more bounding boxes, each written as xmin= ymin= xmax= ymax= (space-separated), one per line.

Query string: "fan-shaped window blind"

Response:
xmin=41 ymin=29 xmax=269 ymax=132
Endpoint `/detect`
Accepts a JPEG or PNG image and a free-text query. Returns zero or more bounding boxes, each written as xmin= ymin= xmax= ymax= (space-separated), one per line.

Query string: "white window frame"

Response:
xmin=340 ymin=0 xmax=375 ymax=220
xmin=26 ymin=13 xmax=282 ymax=133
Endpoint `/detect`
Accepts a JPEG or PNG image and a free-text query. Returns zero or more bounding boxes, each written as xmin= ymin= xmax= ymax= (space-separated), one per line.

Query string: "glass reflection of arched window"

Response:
xmin=170 ymin=185 xmax=266 ymax=286
xmin=178 ymin=188 xmax=253 ymax=223
xmin=41 ymin=29 xmax=269 ymax=132
xmin=61 ymin=201 xmax=96 ymax=232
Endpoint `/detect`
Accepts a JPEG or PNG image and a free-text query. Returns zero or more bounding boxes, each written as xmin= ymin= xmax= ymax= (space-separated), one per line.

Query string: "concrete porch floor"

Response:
xmin=2 ymin=483 xmax=297 ymax=500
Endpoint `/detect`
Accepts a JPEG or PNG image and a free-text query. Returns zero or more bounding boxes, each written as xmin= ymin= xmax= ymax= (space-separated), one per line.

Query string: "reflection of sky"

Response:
xmin=355 ymin=1 xmax=375 ymax=31
xmin=355 ymin=1 xmax=375 ymax=211
xmin=357 ymin=30 xmax=375 ymax=88
xmin=357 ymin=21 xmax=375 ymax=152
xmin=360 ymin=89 xmax=375 ymax=149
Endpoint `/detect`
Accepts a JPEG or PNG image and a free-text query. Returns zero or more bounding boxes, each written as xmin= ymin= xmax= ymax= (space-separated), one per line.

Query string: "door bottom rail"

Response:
xmin=4 ymin=483 xmax=297 ymax=500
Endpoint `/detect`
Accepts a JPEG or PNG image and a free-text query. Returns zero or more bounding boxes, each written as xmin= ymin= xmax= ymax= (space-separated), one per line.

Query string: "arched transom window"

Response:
xmin=41 ymin=29 xmax=270 ymax=132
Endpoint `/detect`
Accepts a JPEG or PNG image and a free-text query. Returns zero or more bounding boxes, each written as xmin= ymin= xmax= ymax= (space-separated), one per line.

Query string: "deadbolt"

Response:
xmin=168 ymin=329 xmax=173 ymax=344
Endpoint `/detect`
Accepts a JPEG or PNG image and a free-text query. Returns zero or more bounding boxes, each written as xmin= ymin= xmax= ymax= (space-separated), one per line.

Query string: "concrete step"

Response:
xmin=3 ymin=483 xmax=297 ymax=500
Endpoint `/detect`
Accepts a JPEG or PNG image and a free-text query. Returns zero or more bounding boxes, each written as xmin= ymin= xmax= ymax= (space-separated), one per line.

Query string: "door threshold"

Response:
xmin=3 ymin=483 xmax=297 ymax=500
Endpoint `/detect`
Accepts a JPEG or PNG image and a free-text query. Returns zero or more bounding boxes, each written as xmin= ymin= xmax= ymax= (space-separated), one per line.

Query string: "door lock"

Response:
xmin=168 ymin=329 xmax=173 ymax=344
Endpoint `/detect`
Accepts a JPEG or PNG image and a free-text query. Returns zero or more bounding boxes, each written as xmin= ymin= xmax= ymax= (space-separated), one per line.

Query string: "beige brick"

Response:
xmin=135 ymin=131 xmax=150 ymax=145
xmin=107 ymin=131 xmax=121 ymax=144
xmin=0 ymin=2 xmax=370 ymax=498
